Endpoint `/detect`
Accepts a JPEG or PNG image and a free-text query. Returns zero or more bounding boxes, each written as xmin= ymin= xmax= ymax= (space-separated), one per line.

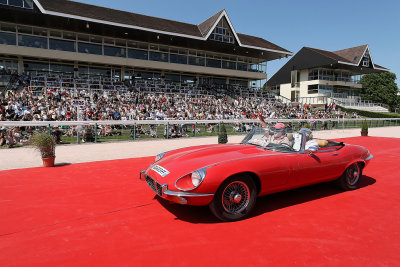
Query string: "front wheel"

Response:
xmin=209 ymin=175 xmax=257 ymax=221
xmin=337 ymin=163 xmax=362 ymax=190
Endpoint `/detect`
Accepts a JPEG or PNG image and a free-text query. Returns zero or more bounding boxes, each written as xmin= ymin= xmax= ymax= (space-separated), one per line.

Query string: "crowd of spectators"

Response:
xmin=0 ymin=73 xmax=357 ymax=148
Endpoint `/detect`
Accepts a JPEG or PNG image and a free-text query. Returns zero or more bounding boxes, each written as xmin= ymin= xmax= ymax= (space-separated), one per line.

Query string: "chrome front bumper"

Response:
xmin=140 ymin=170 xmax=214 ymax=205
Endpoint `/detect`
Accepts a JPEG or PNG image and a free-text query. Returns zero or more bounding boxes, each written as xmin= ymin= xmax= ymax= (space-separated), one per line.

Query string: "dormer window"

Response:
xmin=362 ymin=49 xmax=370 ymax=67
xmin=209 ymin=18 xmax=235 ymax=44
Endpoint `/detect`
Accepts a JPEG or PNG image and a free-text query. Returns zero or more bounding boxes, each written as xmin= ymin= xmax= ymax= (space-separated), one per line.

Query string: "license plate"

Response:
xmin=151 ymin=165 xmax=170 ymax=177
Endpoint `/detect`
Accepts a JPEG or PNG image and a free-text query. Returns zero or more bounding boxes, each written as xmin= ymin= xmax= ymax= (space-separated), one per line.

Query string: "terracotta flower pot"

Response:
xmin=42 ymin=157 xmax=55 ymax=167
xmin=361 ymin=130 xmax=368 ymax=137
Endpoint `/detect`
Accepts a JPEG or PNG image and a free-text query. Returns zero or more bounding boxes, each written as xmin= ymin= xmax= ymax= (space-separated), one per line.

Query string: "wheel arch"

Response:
xmin=224 ymin=172 xmax=261 ymax=195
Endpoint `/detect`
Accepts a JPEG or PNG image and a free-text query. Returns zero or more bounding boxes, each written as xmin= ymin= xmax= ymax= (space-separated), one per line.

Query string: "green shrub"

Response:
xmin=218 ymin=123 xmax=228 ymax=144
xmin=361 ymin=120 xmax=369 ymax=132
xmin=338 ymin=106 xmax=400 ymax=118
xmin=30 ymin=133 xmax=55 ymax=158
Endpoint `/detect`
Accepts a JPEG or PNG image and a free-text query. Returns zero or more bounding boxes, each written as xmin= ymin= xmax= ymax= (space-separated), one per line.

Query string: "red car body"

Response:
xmin=140 ymin=135 xmax=373 ymax=209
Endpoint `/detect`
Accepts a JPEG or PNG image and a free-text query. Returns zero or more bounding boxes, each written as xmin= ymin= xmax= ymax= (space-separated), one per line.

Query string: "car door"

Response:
xmin=292 ymin=147 xmax=347 ymax=186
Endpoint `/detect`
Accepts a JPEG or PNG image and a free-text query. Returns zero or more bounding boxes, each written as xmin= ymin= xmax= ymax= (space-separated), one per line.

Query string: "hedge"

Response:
xmin=338 ymin=106 xmax=400 ymax=118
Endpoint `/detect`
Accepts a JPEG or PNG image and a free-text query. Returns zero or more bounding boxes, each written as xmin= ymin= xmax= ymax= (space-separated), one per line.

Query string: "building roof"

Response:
xmin=267 ymin=45 xmax=389 ymax=86
xmin=33 ymin=0 xmax=292 ymax=55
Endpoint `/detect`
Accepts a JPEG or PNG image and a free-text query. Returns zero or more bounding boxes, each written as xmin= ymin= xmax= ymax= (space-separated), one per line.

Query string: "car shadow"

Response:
xmin=155 ymin=175 xmax=376 ymax=224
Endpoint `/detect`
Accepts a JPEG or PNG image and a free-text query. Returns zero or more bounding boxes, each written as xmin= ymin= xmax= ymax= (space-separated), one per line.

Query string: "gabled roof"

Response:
xmin=334 ymin=44 xmax=368 ymax=64
xmin=267 ymin=45 xmax=388 ymax=86
xmin=198 ymin=10 xmax=224 ymax=36
xmin=31 ymin=0 xmax=292 ymax=55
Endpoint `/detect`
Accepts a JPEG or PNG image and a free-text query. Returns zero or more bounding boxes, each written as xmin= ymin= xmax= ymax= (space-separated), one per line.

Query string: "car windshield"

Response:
xmin=241 ymin=126 xmax=301 ymax=152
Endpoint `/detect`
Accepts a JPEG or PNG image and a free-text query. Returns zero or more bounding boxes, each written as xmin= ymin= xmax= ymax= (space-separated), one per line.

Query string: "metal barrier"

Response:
xmin=1 ymin=118 xmax=399 ymax=147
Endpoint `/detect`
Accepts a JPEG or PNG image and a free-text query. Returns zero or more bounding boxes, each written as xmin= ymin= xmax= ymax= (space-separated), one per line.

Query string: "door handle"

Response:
xmin=332 ymin=152 xmax=338 ymax=156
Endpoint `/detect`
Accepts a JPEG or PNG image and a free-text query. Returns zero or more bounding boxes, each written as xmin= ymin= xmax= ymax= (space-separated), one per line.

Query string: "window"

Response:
xmin=8 ymin=0 xmax=23 ymax=7
xmin=308 ymin=84 xmax=318 ymax=94
xmin=209 ymin=18 xmax=235 ymax=44
xmin=362 ymin=50 xmax=370 ymax=67
xmin=237 ymin=62 xmax=247 ymax=71
xmin=0 ymin=32 xmax=16 ymax=45
xmin=149 ymin=51 xmax=168 ymax=62
xmin=104 ymin=46 xmax=126 ymax=57
xmin=128 ymin=49 xmax=148 ymax=60
xmin=170 ymin=54 xmax=187 ymax=64
xmin=49 ymin=39 xmax=75 ymax=52
xmin=18 ymin=34 xmax=47 ymax=49
xmin=0 ymin=23 xmax=16 ymax=32
xmin=206 ymin=58 xmax=221 ymax=68
xmin=50 ymin=64 xmax=74 ymax=74
xmin=188 ymin=56 xmax=205 ymax=66
xmin=78 ymin=42 xmax=102 ymax=55
xmin=222 ymin=60 xmax=236 ymax=70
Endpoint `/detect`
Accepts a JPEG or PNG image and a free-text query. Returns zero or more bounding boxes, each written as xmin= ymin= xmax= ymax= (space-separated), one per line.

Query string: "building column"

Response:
xmin=161 ymin=70 xmax=165 ymax=82
xmin=121 ymin=66 xmax=125 ymax=81
xmin=17 ymin=56 xmax=23 ymax=74
xmin=74 ymin=61 xmax=79 ymax=78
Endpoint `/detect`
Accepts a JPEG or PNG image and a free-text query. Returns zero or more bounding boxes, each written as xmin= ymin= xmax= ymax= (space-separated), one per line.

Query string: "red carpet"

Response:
xmin=0 ymin=137 xmax=399 ymax=266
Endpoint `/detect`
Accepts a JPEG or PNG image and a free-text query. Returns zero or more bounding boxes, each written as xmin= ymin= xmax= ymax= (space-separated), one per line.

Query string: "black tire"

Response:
xmin=209 ymin=174 xmax=257 ymax=221
xmin=337 ymin=163 xmax=363 ymax=190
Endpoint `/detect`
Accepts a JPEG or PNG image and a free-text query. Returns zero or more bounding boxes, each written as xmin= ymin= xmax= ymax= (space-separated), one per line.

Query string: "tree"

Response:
xmin=361 ymin=72 xmax=399 ymax=110
xmin=218 ymin=123 xmax=228 ymax=144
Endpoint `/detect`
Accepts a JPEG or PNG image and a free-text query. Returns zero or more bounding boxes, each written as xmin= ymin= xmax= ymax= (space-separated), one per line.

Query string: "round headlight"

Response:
xmin=192 ymin=172 xmax=201 ymax=187
xmin=175 ymin=168 xmax=207 ymax=191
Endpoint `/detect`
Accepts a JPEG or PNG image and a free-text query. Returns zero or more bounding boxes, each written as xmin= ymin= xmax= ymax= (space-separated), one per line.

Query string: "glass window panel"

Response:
xmin=78 ymin=42 xmax=102 ymax=55
xmin=18 ymin=34 xmax=47 ymax=49
xmin=181 ymin=75 xmax=195 ymax=83
xmin=169 ymin=48 xmax=179 ymax=54
xmin=149 ymin=44 xmax=158 ymax=51
xmin=63 ymin=32 xmax=76 ymax=40
xmin=188 ymin=56 xmax=205 ymax=66
xmin=78 ymin=34 xmax=89 ymax=42
xmin=0 ymin=32 xmax=17 ymax=45
xmin=1 ymin=23 xmax=16 ymax=32
xmin=24 ymin=0 xmax=33 ymax=8
xmin=115 ymin=39 xmax=126 ymax=47
xmin=78 ymin=66 xmax=88 ymax=75
xmin=206 ymin=58 xmax=221 ymax=68
xmin=165 ymin=74 xmax=181 ymax=82
xmin=237 ymin=62 xmax=248 ymax=71
xmin=49 ymin=39 xmax=75 ymax=52
xmin=32 ymin=28 xmax=47 ymax=36
xmin=17 ymin=25 xmax=32 ymax=34
xmin=104 ymin=38 xmax=114 ymax=45
xmin=127 ymin=41 xmax=137 ymax=48
xmin=0 ymin=0 xmax=7 ymax=4
xmin=149 ymin=51 xmax=168 ymax=62
xmin=89 ymin=67 xmax=109 ymax=77
xmin=104 ymin=46 xmax=126 ymax=57
xmin=90 ymin=36 xmax=102 ymax=44
xmin=24 ymin=62 xmax=49 ymax=72
xmin=9 ymin=0 xmax=23 ymax=7
xmin=49 ymin=30 xmax=62 ymax=38
xmin=128 ymin=49 xmax=148 ymax=60
xmin=170 ymin=54 xmax=187 ymax=64
xmin=159 ymin=46 xmax=169 ymax=52
xmin=50 ymin=64 xmax=74 ymax=74
xmin=222 ymin=60 xmax=236 ymax=70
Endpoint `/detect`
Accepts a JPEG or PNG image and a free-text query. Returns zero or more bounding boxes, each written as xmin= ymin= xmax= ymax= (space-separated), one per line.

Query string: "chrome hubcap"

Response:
xmin=222 ymin=181 xmax=250 ymax=214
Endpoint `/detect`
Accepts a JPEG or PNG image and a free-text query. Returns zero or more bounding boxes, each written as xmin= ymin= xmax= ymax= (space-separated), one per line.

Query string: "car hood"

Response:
xmin=148 ymin=144 xmax=277 ymax=180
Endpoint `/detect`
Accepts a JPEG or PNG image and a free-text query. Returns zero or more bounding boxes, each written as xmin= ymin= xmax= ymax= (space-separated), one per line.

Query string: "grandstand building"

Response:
xmin=267 ymin=45 xmax=389 ymax=106
xmin=0 ymin=0 xmax=291 ymax=89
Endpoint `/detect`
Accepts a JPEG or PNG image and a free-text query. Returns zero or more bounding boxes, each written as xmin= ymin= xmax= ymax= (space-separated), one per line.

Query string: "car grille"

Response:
xmin=145 ymin=176 xmax=163 ymax=196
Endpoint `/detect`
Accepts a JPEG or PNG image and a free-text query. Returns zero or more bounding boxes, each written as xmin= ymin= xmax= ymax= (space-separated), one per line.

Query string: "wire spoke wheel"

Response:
xmin=346 ymin=164 xmax=360 ymax=186
xmin=221 ymin=181 xmax=250 ymax=214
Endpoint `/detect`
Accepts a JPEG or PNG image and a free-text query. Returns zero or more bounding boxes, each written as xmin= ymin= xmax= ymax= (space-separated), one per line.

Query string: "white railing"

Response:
xmin=1 ymin=118 xmax=399 ymax=128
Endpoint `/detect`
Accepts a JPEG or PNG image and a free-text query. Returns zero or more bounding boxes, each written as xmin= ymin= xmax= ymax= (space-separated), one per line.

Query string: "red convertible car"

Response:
xmin=140 ymin=127 xmax=373 ymax=221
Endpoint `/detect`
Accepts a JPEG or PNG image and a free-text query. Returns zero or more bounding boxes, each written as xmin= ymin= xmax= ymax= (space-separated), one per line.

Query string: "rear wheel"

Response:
xmin=337 ymin=163 xmax=362 ymax=190
xmin=209 ymin=175 xmax=257 ymax=221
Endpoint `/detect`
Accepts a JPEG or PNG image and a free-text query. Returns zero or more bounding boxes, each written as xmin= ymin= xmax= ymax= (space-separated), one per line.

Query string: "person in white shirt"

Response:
xmin=293 ymin=128 xmax=319 ymax=151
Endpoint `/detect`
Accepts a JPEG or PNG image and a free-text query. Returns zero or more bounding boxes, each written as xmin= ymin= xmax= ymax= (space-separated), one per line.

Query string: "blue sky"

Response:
xmin=77 ymin=0 xmax=400 ymax=83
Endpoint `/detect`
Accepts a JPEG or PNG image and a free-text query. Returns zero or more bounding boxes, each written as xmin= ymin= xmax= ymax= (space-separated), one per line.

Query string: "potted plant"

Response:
xmin=361 ymin=120 xmax=368 ymax=136
xmin=30 ymin=133 xmax=56 ymax=167
xmin=218 ymin=123 xmax=228 ymax=144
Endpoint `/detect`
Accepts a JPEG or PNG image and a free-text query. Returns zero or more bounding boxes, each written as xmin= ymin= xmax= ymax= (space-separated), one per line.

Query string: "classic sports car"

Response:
xmin=140 ymin=126 xmax=373 ymax=221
